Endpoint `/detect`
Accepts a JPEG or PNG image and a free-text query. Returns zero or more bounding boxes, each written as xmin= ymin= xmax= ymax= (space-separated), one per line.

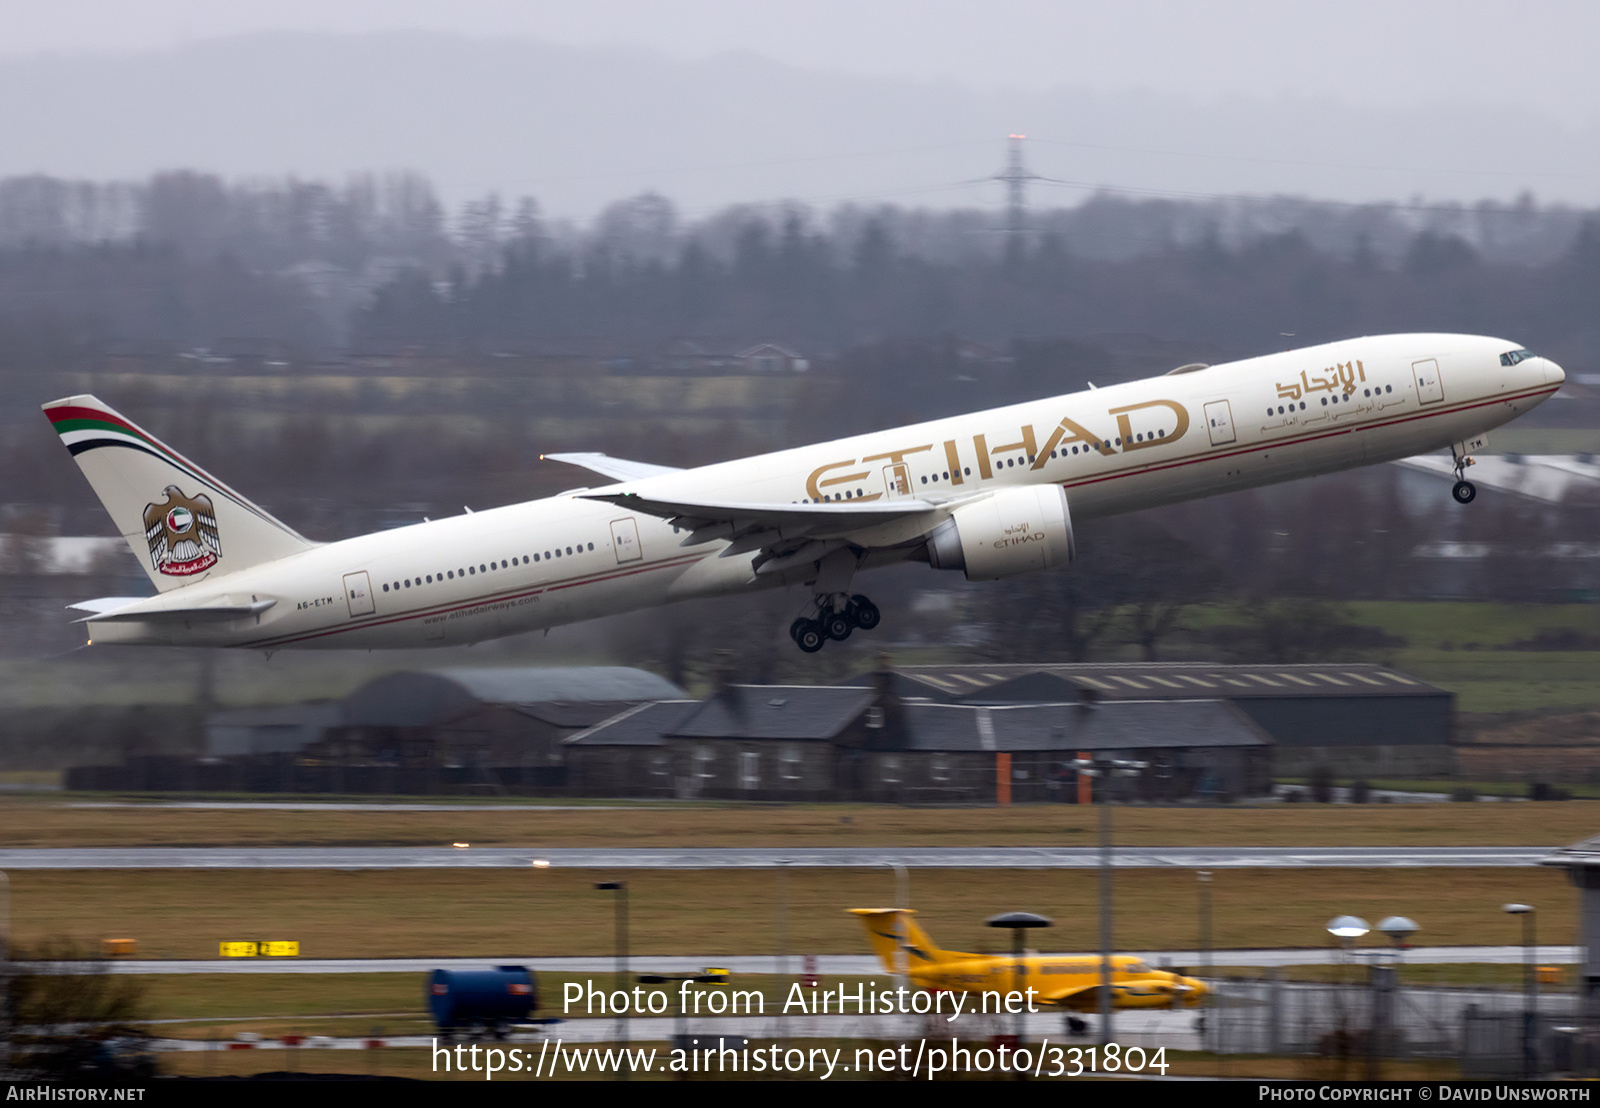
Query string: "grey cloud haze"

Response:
xmin=0 ymin=26 xmax=1596 ymax=218
xmin=4 ymin=1 xmax=1600 ymax=119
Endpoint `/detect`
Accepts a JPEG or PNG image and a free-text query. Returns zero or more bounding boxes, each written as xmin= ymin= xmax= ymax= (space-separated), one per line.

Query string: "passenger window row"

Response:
xmin=380 ymin=542 xmax=598 ymax=594
xmin=791 ymin=430 xmax=1179 ymax=501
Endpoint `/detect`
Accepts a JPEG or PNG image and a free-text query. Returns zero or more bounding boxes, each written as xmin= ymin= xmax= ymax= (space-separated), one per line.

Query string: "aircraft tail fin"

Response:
xmin=42 ymin=395 xmax=316 ymax=592
xmin=848 ymin=908 xmax=961 ymax=972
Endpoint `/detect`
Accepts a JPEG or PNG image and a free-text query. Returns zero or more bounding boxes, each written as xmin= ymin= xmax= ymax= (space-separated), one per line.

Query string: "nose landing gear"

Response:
xmin=1452 ymin=455 xmax=1477 ymax=504
xmin=789 ymin=593 xmax=881 ymax=653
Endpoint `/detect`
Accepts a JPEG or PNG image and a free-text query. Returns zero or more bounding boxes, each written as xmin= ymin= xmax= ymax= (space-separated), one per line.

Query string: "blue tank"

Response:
xmin=428 ymin=966 xmax=537 ymax=1031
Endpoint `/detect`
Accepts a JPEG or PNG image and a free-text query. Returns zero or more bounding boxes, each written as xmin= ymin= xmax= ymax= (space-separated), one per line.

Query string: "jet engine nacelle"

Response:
xmin=925 ymin=485 xmax=1075 ymax=581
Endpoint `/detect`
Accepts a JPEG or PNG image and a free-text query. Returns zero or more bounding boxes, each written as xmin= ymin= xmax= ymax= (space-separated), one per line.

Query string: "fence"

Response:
xmin=1203 ymin=968 xmax=1580 ymax=1075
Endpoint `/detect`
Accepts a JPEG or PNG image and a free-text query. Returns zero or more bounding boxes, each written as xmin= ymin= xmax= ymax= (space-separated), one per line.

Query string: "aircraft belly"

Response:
xmin=665 ymin=548 xmax=762 ymax=601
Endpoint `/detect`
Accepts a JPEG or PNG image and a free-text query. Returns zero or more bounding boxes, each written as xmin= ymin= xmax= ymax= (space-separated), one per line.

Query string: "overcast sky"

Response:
xmin=7 ymin=0 xmax=1598 ymax=120
xmin=2 ymin=1 xmax=1598 ymax=218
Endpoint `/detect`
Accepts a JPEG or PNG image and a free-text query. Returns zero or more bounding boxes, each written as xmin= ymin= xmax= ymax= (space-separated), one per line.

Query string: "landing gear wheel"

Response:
xmin=789 ymin=617 xmax=810 ymax=643
xmin=1452 ymin=480 xmax=1477 ymax=504
xmin=847 ymin=594 xmax=880 ymax=631
xmin=796 ymin=620 xmax=825 ymax=653
xmin=822 ymin=610 xmax=853 ymax=641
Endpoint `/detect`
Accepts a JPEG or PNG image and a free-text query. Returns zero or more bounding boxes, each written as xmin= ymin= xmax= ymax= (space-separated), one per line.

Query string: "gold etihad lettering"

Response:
xmin=806 ymin=459 xmax=865 ymax=500
xmin=1276 ymin=360 xmax=1366 ymax=401
xmin=808 ymin=398 xmax=1190 ymax=489
xmin=1108 ymin=398 xmax=1190 ymax=453
xmin=1033 ymin=416 xmax=1116 ymax=468
xmin=988 ymin=426 xmax=1038 ymax=461
xmin=943 ymin=440 xmax=964 ymax=484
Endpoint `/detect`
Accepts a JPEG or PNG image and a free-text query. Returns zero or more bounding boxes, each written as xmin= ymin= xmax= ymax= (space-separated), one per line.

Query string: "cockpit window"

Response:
xmin=1124 ymin=960 xmax=1152 ymax=974
xmin=1500 ymin=349 xmax=1536 ymax=366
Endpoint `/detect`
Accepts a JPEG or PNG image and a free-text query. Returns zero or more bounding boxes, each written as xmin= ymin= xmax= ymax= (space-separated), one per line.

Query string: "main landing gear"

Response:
xmin=1452 ymin=456 xmax=1477 ymax=504
xmin=789 ymin=594 xmax=881 ymax=653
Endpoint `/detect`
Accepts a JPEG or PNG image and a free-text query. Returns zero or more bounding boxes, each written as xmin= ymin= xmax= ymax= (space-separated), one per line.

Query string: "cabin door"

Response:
xmin=342 ymin=571 xmax=375 ymax=617
xmin=1203 ymin=400 xmax=1237 ymax=446
xmin=610 ymin=518 xmax=643 ymax=564
xmin=881 ymin=463 xmax=911 ymax=499
xmin=1412 ymin=359 xmax=1444 ymax=405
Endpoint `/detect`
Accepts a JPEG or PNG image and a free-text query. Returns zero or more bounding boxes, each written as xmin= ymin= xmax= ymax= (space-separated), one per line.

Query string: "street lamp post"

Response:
xmin=893 ymin=864 xmax=910 ymax=981
xmin=1370 ymin=916 xmax=1418 ymax=1078
xmin=1072 ymin=755 xmax=1147 ymax=1047
xmin=1197 ymin=870 xmax=1213 ymax=1048
xmin=986 ymin=911 xmax=1052 ymax=1072
xmin=775 ymin=862 xmax=789 ymax=980
xmin=595 ymin=881 xmax=629 ymax=1078
xmin=1504 ymin=903 xmax=1538 ymax=1078
xmin=1326 ymin=915 xmax=1369 ymax=1074
xmin=0 ymin=870 xmax=9 ymax=1075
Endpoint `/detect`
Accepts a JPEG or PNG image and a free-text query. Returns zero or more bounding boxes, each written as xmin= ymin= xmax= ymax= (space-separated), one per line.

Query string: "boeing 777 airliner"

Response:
xmin=44 ymin=333 xmax=1563 ymax=652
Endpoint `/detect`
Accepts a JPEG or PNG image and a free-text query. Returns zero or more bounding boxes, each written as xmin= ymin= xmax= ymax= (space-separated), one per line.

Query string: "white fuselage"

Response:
xmin=88 ymin=333 xmax=1563 ymax=649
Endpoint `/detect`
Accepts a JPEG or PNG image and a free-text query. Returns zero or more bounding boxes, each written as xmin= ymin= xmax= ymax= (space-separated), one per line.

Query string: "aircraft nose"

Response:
xmin=1543 ymin=358 xmax=1567 ymax=387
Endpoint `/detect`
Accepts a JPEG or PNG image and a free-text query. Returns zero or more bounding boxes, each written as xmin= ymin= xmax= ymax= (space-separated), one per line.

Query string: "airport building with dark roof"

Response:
xmin=69 ymin=665 xmax=686 ymax=793
xmin=884 ymin=662 xmax=1454 ymax=776
xmin=68 ymin=661 xmax=1453 ymax=799
xmin=565 ymin=677 xmax=1277 ymax=802
xmin=566 ymin=662 xmax=1452 ymax=802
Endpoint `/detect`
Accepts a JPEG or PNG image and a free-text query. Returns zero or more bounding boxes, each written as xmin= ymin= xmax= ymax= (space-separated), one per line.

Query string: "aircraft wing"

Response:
xmin=578 ymin=490 xmax=948 ymax=574
xmin=543 ymin=453 xmax=684 ymax=483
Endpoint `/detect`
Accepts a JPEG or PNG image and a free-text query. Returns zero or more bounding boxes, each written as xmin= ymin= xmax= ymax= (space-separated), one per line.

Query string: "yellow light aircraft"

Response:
xmin=850 ymin=908 xmax=1207 ymax=1011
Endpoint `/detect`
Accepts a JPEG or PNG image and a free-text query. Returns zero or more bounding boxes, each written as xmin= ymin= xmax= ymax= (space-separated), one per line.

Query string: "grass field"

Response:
xmin=3 ymin=797 xmax=1593 ymax=847
xmin=1276 ymin=602 xmax=1600 ymax=714
xmin=1345 ymin=601 xmax=1600 ymax=650
xmin=1393 ymin=651 xmax=1600 ymax=714
xmin=8 ymin=867 xmax=1574 ymax=960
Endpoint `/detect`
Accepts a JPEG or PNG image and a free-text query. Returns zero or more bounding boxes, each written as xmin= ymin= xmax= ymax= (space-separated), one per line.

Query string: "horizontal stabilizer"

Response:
xmin=543 ymin=453 xmax=683 ymax=484
xmin=73 ymin=597 xmax=277 ymax=624
xmin=67 ymin=597 xmax=150 ymax=615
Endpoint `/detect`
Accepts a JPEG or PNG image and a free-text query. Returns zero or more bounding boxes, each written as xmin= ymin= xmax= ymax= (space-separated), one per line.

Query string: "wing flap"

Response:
xmin=580 ymin=491 xmax=940 ymax=537
xmin=581 ymin=489 xmax=969 ymax=577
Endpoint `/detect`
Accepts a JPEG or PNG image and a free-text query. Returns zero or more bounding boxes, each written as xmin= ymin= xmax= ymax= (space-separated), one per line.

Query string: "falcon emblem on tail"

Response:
xmin=143 ymin=486 xmax=221 ymax=576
